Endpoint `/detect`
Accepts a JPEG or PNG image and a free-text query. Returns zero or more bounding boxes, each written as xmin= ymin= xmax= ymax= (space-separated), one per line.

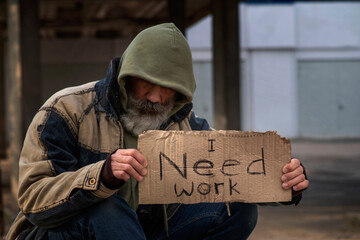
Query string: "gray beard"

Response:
xmin=120 ymin=94 xmax=174 ymax=136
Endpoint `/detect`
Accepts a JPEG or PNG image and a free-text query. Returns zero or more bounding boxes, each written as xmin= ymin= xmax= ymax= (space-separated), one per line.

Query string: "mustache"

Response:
xmin=128 ymin=95 xmax=174 ymax=115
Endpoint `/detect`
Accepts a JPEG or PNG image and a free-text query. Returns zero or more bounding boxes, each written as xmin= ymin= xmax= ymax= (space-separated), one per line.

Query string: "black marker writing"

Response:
xmin=173 ymin=179 xmax=240 ymax=197
xmin=160 ymin=152 xmax=187 ymax=180
xmin=247 ymin=148 xmax=266 ymax=175
xmin=220 ymin=159 xmax=241 ymax=176
xmin=193 ymin=160 xmax=214 ymax=176
xmin=208 ymin=139 xmax=216 ymax=152
xmin=174 ymin=182 xmax=194 ymax=197
xmin=214 ymin=182 xmax=224 ymax=194
xmin=229 ymin=178 xmax=240 ymax=195
xmin=197 ymin=183 xmax=211 ymax=195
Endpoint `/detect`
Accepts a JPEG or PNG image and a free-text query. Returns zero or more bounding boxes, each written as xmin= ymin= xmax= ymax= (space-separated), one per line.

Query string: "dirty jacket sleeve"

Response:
xmin=17 ymin=83 xmax=119 ymax=229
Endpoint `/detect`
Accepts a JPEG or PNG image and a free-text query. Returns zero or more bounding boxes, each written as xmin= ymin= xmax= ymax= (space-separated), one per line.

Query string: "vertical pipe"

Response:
xmin=7 ymin=0 xmax=22 ymax=203
xmin=212 ymin=0 xmax=240 ymax=130
xmin=0 ymin=18 xmax=5 ymax=235
xmin=168 ymin=0 xmax=186 ymax=36
xmin=20 ymin=0 xmax=41 ymax=136
xmin=0 ymin=19 xmax=6 ymax=158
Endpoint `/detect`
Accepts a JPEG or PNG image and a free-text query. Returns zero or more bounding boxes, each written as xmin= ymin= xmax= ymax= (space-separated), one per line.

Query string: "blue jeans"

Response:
xmin=45 ymin=195 xmax=257 ymax=240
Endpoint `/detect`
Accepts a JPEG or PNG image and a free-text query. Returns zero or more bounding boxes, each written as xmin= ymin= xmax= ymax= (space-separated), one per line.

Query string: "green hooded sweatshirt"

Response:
xmin=115 ymin=23 xmax=197 ymax=211
xmin=118 ymin=22 xmax=196 ymax=114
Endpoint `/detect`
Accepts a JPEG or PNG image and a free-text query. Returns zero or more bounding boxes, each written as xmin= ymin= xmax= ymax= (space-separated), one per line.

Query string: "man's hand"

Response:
xmin=282 ymin=158 xmax=309 ymax=192
xmin=110 ymin=149 xmax=148 ymax=182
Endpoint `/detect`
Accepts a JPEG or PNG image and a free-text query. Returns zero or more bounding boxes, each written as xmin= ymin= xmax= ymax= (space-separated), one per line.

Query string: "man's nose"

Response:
xmin=146 ymin=86 xmax=162 ymax=103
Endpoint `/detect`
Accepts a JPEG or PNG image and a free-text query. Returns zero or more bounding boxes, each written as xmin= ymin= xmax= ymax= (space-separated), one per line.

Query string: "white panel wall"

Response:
xmin=250 ymin=51 xmax=297 ymax=137
xmin=246 ymin=5 xmax=295 ymax=48
xmin=192 ymin=62 xmax=213 ymax=125
xmin=186 ymin=2 xmax=360 ymax=138
xmin=186 ymin=16 xmax=212 ymax=49
xmin=244 ymin=4 xmax=298 ymax=137
xmin=296 ymin=2 xmax=360 ymax=48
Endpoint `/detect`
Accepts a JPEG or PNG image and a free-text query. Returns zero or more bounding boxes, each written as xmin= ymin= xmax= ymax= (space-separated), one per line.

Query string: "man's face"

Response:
xmin=130 ymin=77 xmax=176 ymax=105
xmin=120 ymin=77 xmax=177 ymax=136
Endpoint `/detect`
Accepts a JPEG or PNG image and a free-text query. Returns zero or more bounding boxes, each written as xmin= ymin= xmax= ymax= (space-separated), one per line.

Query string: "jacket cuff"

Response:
xmin=81 ymin=160 xmax=118 ymax=198
xmin=92 ymin=182 xmax=118 ymax=198
xmin=100 ymin=152 xmax=124 ymax=190
xmin=281 ymin=193 xmax=302 ymax=206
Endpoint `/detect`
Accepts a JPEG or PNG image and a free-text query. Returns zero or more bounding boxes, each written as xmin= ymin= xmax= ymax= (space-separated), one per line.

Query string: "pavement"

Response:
xmin=1 ymin=139 xmax=360 ymax=239
xmin=250 ymin=139 xmax=360 ymax=240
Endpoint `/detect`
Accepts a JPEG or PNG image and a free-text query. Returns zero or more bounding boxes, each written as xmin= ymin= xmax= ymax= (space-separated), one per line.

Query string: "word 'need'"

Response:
xmin=159 ymin=148 xmax=266 ymax=180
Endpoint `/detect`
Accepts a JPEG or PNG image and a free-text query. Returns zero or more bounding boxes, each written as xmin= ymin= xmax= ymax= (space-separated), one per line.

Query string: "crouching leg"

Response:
xmin=19 ymin=195 xmax=146 ymax=240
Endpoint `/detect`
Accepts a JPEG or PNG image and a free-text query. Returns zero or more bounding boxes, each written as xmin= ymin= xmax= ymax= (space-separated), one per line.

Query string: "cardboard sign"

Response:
xmin=138 ymin=130 xmax=292 ymax=204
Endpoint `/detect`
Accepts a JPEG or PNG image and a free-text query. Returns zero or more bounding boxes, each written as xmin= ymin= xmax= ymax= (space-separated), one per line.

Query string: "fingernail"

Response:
xmin=282 ymin=176 xmax=287 ymax=182
xmin=282 ymin=183 xmax=288 ymax=189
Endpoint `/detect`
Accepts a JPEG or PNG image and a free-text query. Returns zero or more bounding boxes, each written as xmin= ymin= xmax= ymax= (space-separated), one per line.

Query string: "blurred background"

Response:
xmin=0 ymin=0 xmax=359 ymax=239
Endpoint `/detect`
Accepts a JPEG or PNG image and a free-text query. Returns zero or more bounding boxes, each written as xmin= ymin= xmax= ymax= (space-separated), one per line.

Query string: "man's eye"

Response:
xmin=143 ymin=81 xmax=152 ymax=88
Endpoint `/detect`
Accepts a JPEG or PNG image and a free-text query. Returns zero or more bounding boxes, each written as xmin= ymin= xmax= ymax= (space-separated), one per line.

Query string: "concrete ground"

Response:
xmin=250 ymin=139 xmax=360 ymax=240
xmin=1 ymin=139 xmax=360 ymax=239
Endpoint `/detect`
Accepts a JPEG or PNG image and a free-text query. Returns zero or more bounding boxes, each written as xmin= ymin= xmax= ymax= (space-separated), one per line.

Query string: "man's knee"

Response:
xmin=47 ymin=195 xmax=145 ymax=240
xmin=84 ymin=195 xmax=137 ymax=221
xmin=230 ymin=203 xmax=258 ymax=234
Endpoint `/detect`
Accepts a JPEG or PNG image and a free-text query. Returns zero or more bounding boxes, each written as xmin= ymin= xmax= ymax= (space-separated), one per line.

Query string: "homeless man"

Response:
xmin=7 ymin=23 xmax=309 ymax=240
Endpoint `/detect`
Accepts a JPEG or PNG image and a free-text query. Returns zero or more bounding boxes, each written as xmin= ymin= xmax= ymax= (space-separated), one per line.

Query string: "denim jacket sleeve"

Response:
xmin=17 ymin=84 xmax=121 ymax=228
xmin=188 ymin=112 xmax=210 ymax=131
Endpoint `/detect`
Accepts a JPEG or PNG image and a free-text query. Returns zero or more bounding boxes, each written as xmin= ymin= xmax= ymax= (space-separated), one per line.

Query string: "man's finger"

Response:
xmin=282 ymin=174 xmax=306 ymax=190
xmin=293 ymin=179 xmax=309 ymax=191
xmin=111 ymin=155 xmax=147 ymax=177
xmin=112 ymin=169 xmax=131 ymax=182
xmin=112 ymin=163 xmax=144 ymax=182
xmin=120 ymin=155 xmax=147 ymax=176
xmin=282 ymin=165 xmax=304 ymax=182
xmin=283 ymin=158 xmax=300 ymax=173
xmin=116 ymin=149 xmax=147 ymax=167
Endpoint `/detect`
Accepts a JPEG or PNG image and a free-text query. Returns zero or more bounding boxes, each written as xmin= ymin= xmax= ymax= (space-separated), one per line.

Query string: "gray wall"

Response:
xmin=40 ymin=39 xmax=130 ymax=102
xmin=298 ymin=60 xmax=360 ymax=138
xmin=192 ymin=62 xmax=213 ymax=125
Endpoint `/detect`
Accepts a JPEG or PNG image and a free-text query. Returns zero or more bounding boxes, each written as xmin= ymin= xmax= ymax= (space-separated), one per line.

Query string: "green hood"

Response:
xmin=117 ymin=23 xmax=196 ymax=116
